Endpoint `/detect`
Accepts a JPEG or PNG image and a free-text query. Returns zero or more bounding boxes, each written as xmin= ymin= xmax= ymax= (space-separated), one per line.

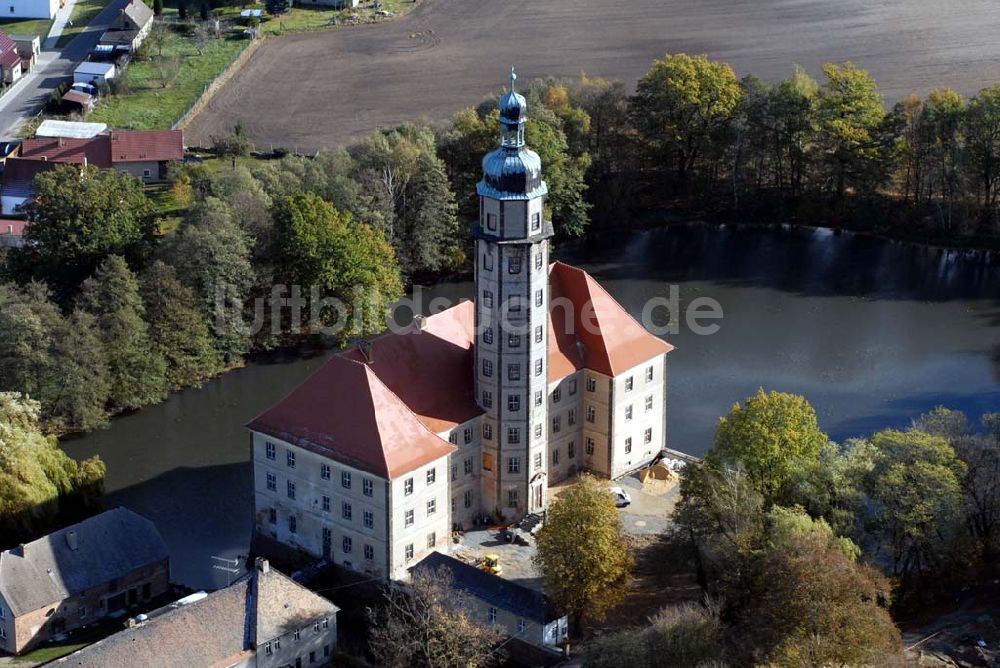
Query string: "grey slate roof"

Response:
xmin=118 ymin=0 xmax=153 ymax=31
xmin=0 ymin=507 xmax=168 ymax=616
xmin=54 ymin=562 xmax=338 ymax=668
xmin=410 ymin=552 xmax=561 ymax=625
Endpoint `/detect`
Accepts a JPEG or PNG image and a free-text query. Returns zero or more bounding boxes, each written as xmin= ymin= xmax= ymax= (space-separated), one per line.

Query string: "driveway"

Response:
xmin=0 ymin=0 xmax=129 ymax=137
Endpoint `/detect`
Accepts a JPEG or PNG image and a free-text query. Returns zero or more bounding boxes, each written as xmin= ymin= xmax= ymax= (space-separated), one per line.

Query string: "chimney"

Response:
xmin=358 ymin=339 xmax=373 ymax=363
xmin=66 ymin=530 xmax=78 ymax=551
xmin=58 ymin=137 xmax=63 ymax=147
xmin=412 ymin=314 xmax=425 ymax=332
xmin=256 ymin=557 xmax=270 ymax=574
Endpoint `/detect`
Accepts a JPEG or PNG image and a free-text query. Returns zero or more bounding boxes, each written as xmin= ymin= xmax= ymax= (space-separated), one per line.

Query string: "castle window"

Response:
xmin=535 ymin=390 xmax=543 ymax=406
xmin=405 ymin=544 xmax=414 ymax=561
xmin=486 ymin=213 xmax=497 ymax=231
xmin=483 ymin=327 xmax=494 ymax=345
xmin=452 ymin=463 xmax=458 ymax=480
xmin=535 ymin=252 xmax=543 ymax=270
xmin=427 ymin=498 xmax=436 ymax=516
xmin=535 ymin=290 xmax=543 ymax=307
xmin=534 ymin=423 xmax=543 ymax=439
xmin=287 ymin=481 xmax=296 ymax=499
xmin=553 ymin=388 xmax=561 ymax=403
xmin=269 ymin=507 xmax=277 ymax=524
xmin=464 ymin=490 xmax=473 ymax=507
xmin=646 ymin=365 xmax=654 ymax=382
xmin=289 ymin=516 xmax=297 ymax=533
xmin=509 ymin=256 xmax=521 ymax=274
xmin=266 ymin=473 xmax=276 ymax=491
xmin=552 ymin=416 xmax=561 ymax=433
xmin=482 ymin=360 xmax=493 ymax=377
xmin=342 ymin=502 xmax=352 ymax=521
xmin=364 ymin=510 xmax=374 ymax=528
xmin=568 ymin=408 xmax=576 ymax=425
xmin=483 ymin=390 xmax=493 ymax=408
xmin=465 ymin=456 xmax=474 ymax=474
xmin=364 ymin=544 xmax=374 ymax=560
xmin=645 ymin=428 xmax=653 ymax=444
xmin=531 ymin=212 xmax=541 ymax=231
xmin=364 ymin=478 xmax=373 ymax=496
xmin=508 ymin=428 xmax=520 ymax=445
xmin=320 ymin=463 xmax=331 ymax=480
xmin=265 ymin=442 xmax=275 ymax=460
xmin=343 ymin=537 xmax=352 ymax=553
xmin=568 ymin=441 xmax=576 ymax=459
xmin=508 ymin=296 xmax=522 ymax=312
xmin=464 ymin=428 xmax=473 ymax=443
xmin=534 ymin=325 xmax=543 ymax=343
xmin=569 ymin=378 xmax=578 ymax=395
xmin=586 ymin=438 xmax=595 ymax=455
xmin=405 ymin=510 xmax=414 ymax=527
xmin=508 ymin=394 xmax=521 ymax=412
xmin=625 ymin=405 xmax=633 ymax=421
xmin=507 ymin=489 xmax=518 ymax=507
xmin=404 ymin=478 xmax=413 ymax=496
xmin=449 ymin=432 xmax=458 ymax=444
xmin=342 ymin=471 xmax=351 ymax=489
xmin=625 ymin=438 xmax=632 ymax=454
xmin=427 ymin=468 xmax=436 ymax=485
xmin=625 ymin=376 xmax=634 ymax=391
xmin=646 ymin=395 xmax=654 ymax=412
xmin=427 ymin=532 xmax=436 ymax=548
xmin=508 ymin=333 xmax=520 ymax=348
xmin=508 ymin=457 xmax=520 ymax=473
xmin=586 ymin=376 xmax=596 ymax=392
xmin=508 ymin=364 xmax=520 ymax=381
xmin=552 ymin=449 xmax=559 ymax=465
xmin=489 ymin=607 xmax=498 ymax=623
xmin=322 ymin=495 xmax=330 ymax=512
xmin=482 ymin=253 xmax=493 ymax=271
xmin=534 ymin=452 xmax=542 ymax=470
xmin=482 ymin=424 xmax=492 ymax=440
xmin=586 ymin=405 xmax=596 ymax=423
xmin=483 ymin=290 xmax=493 ymax=309
xmin=287 ymin=451 xmax=296 ymax=468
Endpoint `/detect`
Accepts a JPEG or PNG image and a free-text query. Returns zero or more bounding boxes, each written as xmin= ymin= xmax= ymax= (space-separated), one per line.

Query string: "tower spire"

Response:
xmin=509 ymin=65 xmax=517 ymax=92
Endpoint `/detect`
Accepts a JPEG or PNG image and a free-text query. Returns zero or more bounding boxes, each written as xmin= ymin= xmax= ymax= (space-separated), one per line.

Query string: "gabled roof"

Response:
xmin=1 ymin=157 xmax=61 ymax=199
xmin=0 ymin=508 xmax=168 ymax=617
xmin=341 ymin=301 xmax=481 ymax=433
xmin=247 ymin=355 xmax=457 ymax=479
xmin=0 ymin=32 xmax=19 ymax=69
xmin=108 ymin=129 xmax=184 ymax=163
xmin=54 ymin=561 xmax=337 ymax=668
xmin=411 ymin=552 xmax=561 ymax=624
xmin=117 ymin=0 xmax=153 ymax=31
xmin=19 ymin=136 xmax=112 ymax=167
xmin=549 ymin=261 xmax=674 ymax=377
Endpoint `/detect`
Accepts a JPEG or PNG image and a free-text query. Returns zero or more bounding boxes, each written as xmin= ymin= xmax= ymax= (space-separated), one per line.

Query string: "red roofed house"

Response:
xmin=0 ymin=32 xmax=22 ymax=84
xmin=18 ymin=129 xmax=183 ymax=182
xmin=247 ymin=72 xmax=673 ymax=580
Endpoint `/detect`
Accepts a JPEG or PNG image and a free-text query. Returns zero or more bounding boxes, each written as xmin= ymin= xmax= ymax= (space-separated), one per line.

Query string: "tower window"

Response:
xmin=535 ymin=253 xmax=543 ymax=270
xmin=508 ymin=489 xmax=518 ymax=507
xmin=534 ymin=359 xmax=543 ymax=376
xmin=508 ymin=428 xmax=520 ymax=445
xmin=508 ymin=364 xmax=520 ymax=381
xmin=586 ymin=438 xmax=595 ymax=455
xmin=482 ymin=390 xmax=493 ymax=408
xmin=482 ymin=253 xmax=493 ymax=271
xmin=486 ymin=213 xmax=497 ymax=231
xmin=586 ymin=405 xmax=596 ymax=423
xmin=534 ymin=452 xmax=542 ymax=470
xmin=531 ymin=212 xmax=541 ymax=231
xmin=483 ymin=327 xmax=493 ymax=345
xmin=586 ymin=376 xmax=597 ymax=392
xmin=509 ymin=256 xmax=521 ymax=274
xmin=508 ymin=333 xmax=520 ymax=348
xmin=508 ymin=457 xmax=520 ymax=473
xmin=535 ymin=290 xmax=543 ymax=307
xmin=535 ymin=325 xmax=543 ymax=343
xmin=645 ymin=428 xmax=653 ymax=444
xmin=508 ymin=394 xmax=521 ymax=412
xmin=625 ymin=438 xmax=632 ymax=454
xmin=482 ymin=423 xmax=492 ymax=440
xmin=482 ymin=360 xmax=493 ymax=377
xmin=483 ymin=290 xmax=493 ymax=309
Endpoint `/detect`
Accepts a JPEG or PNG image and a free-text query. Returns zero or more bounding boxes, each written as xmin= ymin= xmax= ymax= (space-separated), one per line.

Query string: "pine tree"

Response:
xmin=140 ymin=261 xmax=223 ymax=389
xmin=77 ymin=256 xmax=168 ymax=413
xmin=152 ymin=0 xmax=163 ymax=15
xmin=400 ymin=151 xmax=460 ymax=274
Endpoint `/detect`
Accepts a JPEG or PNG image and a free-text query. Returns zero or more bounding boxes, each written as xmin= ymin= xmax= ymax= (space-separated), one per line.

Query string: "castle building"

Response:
xmin=247 ymin=70 xmax=673 ymax=581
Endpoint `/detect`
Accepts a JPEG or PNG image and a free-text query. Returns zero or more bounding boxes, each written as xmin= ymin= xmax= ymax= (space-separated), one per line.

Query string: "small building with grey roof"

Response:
xmin=54 ymin=558 xmax=338 ymax=668
xmin=0 ymin=507 xmax=170 ymax=655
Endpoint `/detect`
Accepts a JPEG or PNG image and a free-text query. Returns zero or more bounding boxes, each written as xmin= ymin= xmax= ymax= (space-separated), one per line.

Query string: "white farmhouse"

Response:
xmin=0 ymin=0 xmax=59 ymax=20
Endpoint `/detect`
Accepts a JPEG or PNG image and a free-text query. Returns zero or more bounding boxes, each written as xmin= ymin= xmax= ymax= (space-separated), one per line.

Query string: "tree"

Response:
xmin=77 ymin=256 xmax=168 ymax=413
xmin=399 ymin=151 xmax=460 ymax=274
xmin=533 ymin=475 xmax=632 ymax=633
xmin=264 ymin=0 xmax=289 ymax=15
xmin=273 ymin=192 xmax=403 ymax=341
xmin=153 ymin=54 xmax=181 ymax=88
xmin=213 ymin=123 xmax=252 ymax=166
xmin=631 ymin=53 xmax=742 ymax=188
xmin=199 ymin=2 xmax=209 ymax=20
xmin=368 ymin=567 xmax=504 ymax=668
xmin=863 ymin=429 xmax=966 ymax=581
xmin=962 ymin=84 xmax=1000 ymax=218
xmin=140 ymin=261 xmax=224 ymax=389
xmin=152 ymin=0 xmax=162 ymax=14
xmin=708 ymin=388 xmax=828 ymax=504
xmin=0 ymin=282 xmax=109 ymax=433
xmin=178 ymin=0 xmax=188 ymax=19
xmin=160 ymin=197 xmax=256 ymax=361
xmin=816 ymin=62 xmax=887 ymax=195
xmin=17 ymin=165 xmax=153 ymax=294
xmin=583 ymin=603 xmax=721 ymax=668
xmin=0 ymin=393 xmax=106 ymax=546
xmin=192 ymin=23 xmax=210 ymax=55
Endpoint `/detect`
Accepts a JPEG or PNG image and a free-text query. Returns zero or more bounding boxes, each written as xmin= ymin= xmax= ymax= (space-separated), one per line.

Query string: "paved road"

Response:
xmin=186 ymin=0 xmax=1000 ymax=152
xmin=0 ymin=0 xmax=129 ymax=137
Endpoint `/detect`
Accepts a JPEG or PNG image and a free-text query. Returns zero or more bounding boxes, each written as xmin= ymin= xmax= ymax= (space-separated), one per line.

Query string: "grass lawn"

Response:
xmin=12 ymin=641 xmax=89 ymax=663
xmin=89 ymin=28 xmax=245 ymax=129
xmin=260 ymin=0 xmax=412 ymax=35
xmin=56 ymin=0 xmax=117 ymax=47
xmin=0 ymin=17 xmax=52 ymax=41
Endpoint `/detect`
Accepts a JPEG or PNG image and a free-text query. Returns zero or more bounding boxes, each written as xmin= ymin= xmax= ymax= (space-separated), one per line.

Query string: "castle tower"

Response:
xmin=474 ymin=68 xmax=553 ymax=521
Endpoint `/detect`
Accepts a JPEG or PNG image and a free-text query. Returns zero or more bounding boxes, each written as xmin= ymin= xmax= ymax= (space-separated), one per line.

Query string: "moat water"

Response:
xmin=62 ymin=225 xmax=1000 ymax=588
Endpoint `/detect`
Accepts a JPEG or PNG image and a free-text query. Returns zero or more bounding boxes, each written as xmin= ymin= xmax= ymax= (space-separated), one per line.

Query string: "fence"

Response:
xmin=172 ymin=33 xmax=265 ymax=132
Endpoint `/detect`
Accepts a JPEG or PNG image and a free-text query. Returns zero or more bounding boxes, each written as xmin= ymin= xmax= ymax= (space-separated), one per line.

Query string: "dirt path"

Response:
xmin=186 ymin=0 xmax=1000 ymax=152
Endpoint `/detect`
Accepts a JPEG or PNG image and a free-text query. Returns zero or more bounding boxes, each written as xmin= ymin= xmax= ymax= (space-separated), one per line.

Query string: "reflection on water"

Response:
xmin=63 ymin=225 xmax=1000 ymax=588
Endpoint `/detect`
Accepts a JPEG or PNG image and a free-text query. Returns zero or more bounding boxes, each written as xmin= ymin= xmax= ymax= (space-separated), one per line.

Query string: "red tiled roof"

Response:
xmin=109 ymin=129 xmax=183 ymax=162
xmin=0 ymin=31 xmax=16 ymax=67
xmin=549 ymin=262 xmax=674 ymax=377
xmin=0 ymin=218 xmax=27 ymax=236
xmin=247 ymin=356 xmax=457 ymax=480
xmin=341 ymin=301 xmax=481 ymax=433
xmin=20 ymin=137 xmax=112 ymax=167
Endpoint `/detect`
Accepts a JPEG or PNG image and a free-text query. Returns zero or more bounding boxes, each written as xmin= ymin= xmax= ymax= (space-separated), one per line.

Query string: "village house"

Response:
xmin=0 ymin=157 xmax=59 ymax=215
xmin=54 ymin=558 xmax=338 ymax=668
xmin=0 ymin=217 xmax=26 ymax=246
xmin=0 ymin=0 xmax=60 ymax=21
xmin=98 ymin=0 xmax=154 ymax=54
xmin=0 ymin=508 xmax=170 ymax=655
xmin=0 ymin=32 xmax=22 ymax=85
xmin=9 ymin=34 xmax=38 ymax=72
xmin=17 ymin=128 xmax=184 ymax=182
xmin=247 ymin=70 xmax=673 ymax=580
xmin=411 ymin=552 xmax=568 ymax=653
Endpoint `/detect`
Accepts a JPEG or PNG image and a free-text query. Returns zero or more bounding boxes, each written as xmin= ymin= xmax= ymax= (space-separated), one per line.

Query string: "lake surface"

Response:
xmin=62 ymin=225 xmax=1000 ymax=589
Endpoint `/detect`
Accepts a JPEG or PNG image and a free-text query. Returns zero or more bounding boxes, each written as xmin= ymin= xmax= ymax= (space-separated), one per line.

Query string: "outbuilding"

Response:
xmin=73 ymin=61 xmax=115 ymax=86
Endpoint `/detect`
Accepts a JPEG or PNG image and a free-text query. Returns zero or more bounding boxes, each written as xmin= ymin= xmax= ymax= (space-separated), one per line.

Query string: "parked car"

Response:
xmin=610 ymin=485 xmax=631 ymax=508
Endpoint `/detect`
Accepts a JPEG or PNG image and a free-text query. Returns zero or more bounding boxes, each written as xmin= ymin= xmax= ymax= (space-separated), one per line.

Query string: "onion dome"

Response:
xmin=477 ymin=66 xmax=549 ymax=201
